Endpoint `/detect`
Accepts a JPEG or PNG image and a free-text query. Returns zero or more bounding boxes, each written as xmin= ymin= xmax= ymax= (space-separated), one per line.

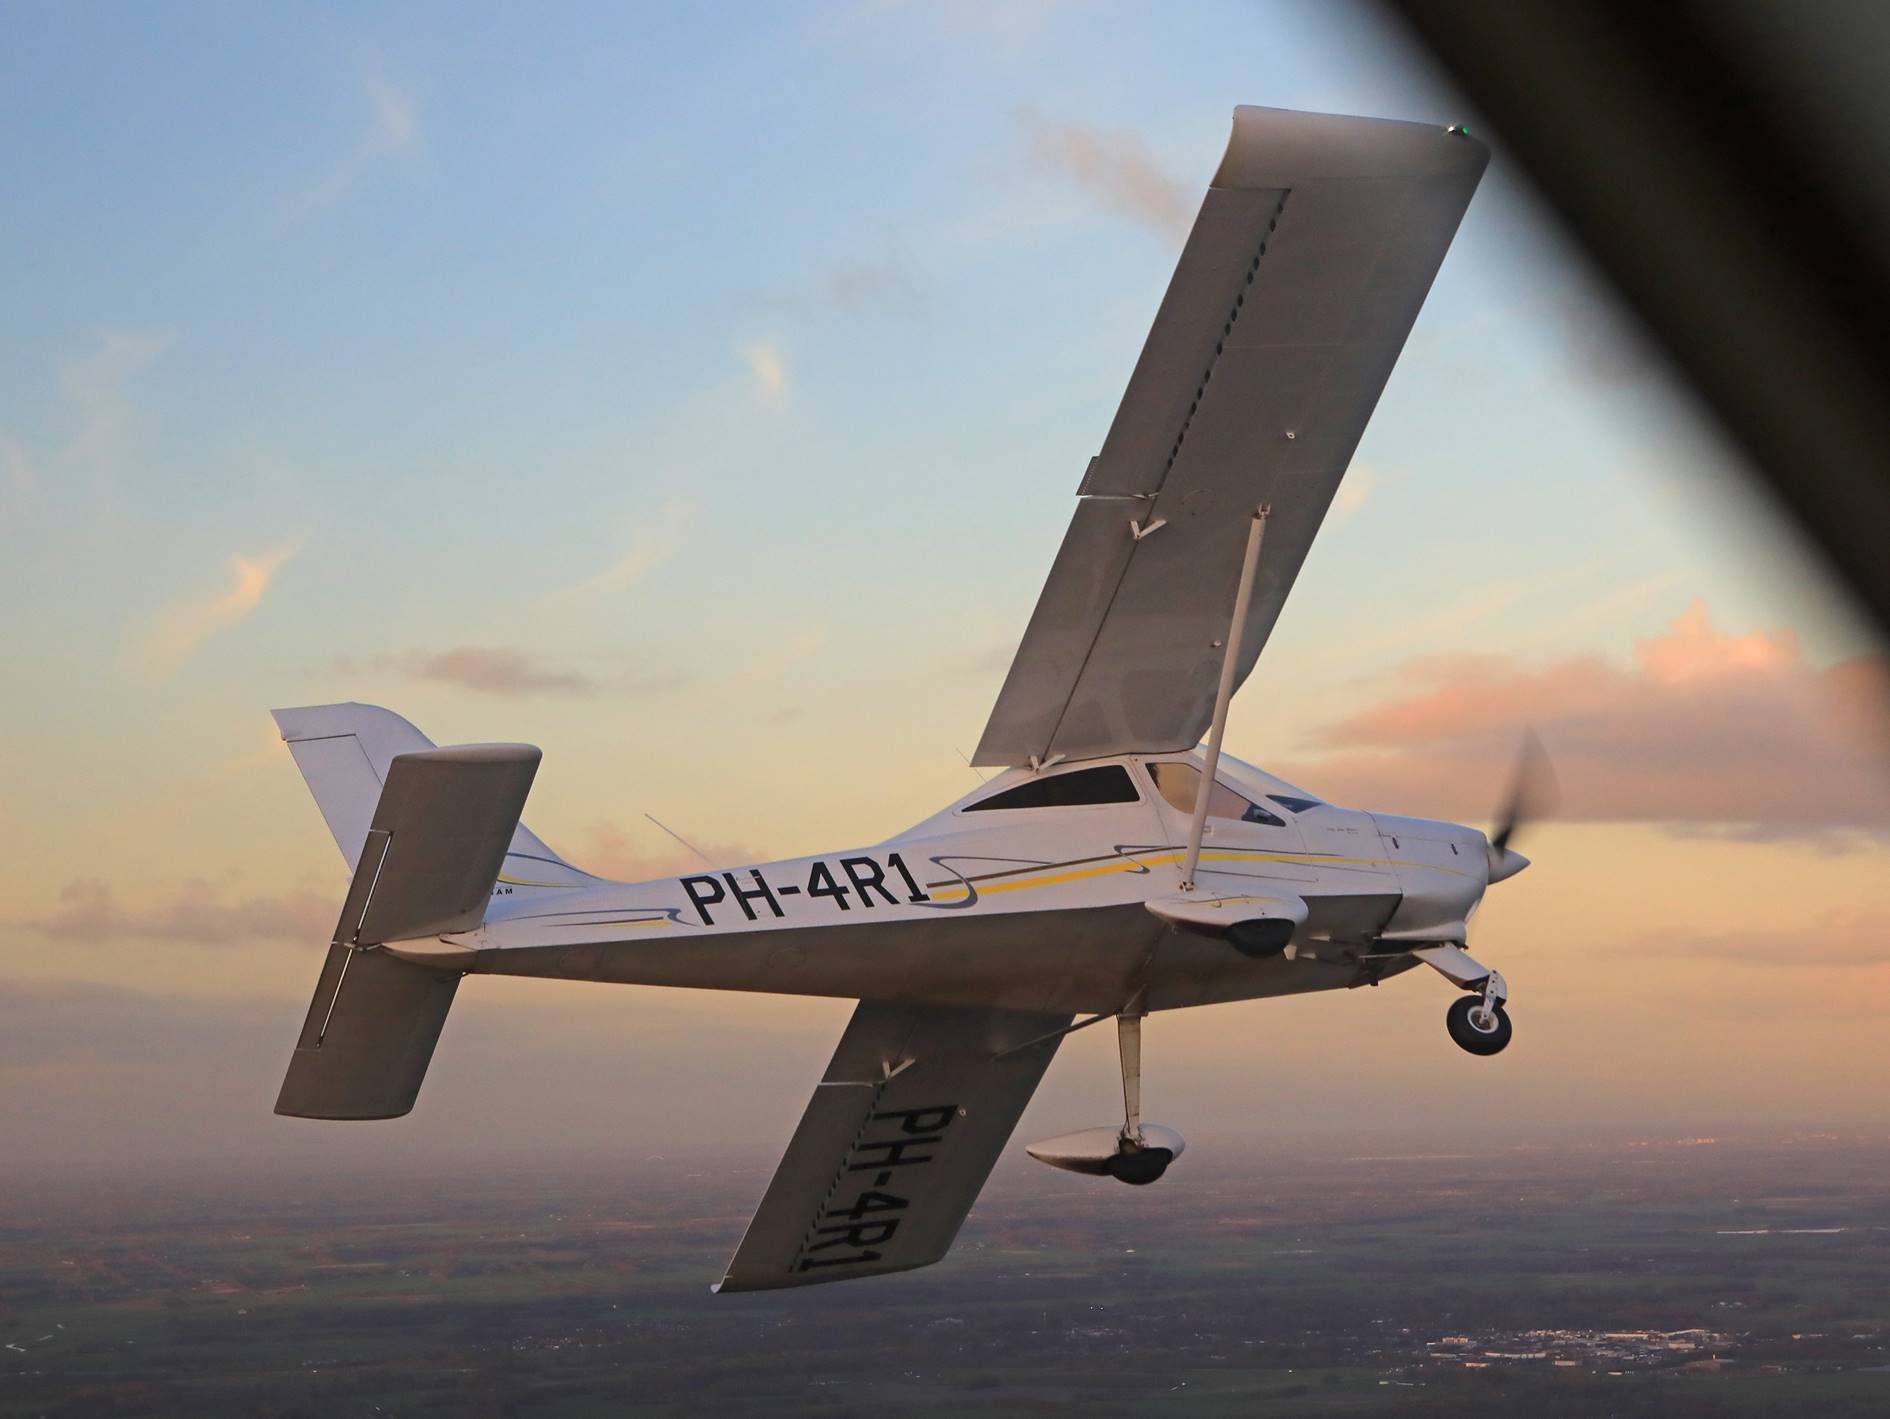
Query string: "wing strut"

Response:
xmin=1116 ymin=1008 xmax=1144 ymax=1145
xmin=1180 ymin=504 xmax=1271 ymax=891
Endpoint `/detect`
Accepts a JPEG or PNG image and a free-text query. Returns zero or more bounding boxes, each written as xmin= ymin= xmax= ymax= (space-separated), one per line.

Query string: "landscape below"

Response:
xmin=4 ymin=1137 xmax=1888 ymax=1417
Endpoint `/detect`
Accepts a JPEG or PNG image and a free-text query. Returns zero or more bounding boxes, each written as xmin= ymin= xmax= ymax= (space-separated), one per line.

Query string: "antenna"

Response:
xmin=644 ymin=813 xmax=717 ymax=869
xmin=954 ymin=746 xmax=988 ymax=784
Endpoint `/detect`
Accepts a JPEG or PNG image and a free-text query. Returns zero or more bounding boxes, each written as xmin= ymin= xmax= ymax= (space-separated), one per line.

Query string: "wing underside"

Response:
xmin=974 ymin=107 xmax=1489 ymax=767
xmin=715 ymin=1001 xmax=1068 ymax=1292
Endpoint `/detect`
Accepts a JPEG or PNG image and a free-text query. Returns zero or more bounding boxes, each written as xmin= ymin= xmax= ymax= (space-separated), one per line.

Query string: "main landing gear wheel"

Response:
xmin=1446 ymin=995 xmax=1512 ymax=1056
xmin=1104 ymin=1140 xmax=1175 ymax=1186
xmin=1024 ymin=1006 xmax=1187 ymax=1184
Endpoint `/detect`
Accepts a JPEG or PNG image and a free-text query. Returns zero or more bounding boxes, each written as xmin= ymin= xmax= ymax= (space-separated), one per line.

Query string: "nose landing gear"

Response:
xmin=1411 ymin=944 xmax=1513 ymax=1057
xmin=1446 ymin=993 xmax=1512 ymax=1055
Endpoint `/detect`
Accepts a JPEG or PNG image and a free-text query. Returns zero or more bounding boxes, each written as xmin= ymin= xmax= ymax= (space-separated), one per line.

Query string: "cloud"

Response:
xmin=739 ymin=342 xmax=788 ymax=403
xmin=290 ymin=62 xmax=421 ymax=216
xmin=362 ymin=66 xmax=419 ymax=155
xmin=57 ymin=328 xmax=173 ymax=471
xmin=0 ymin=330 xmax=171 ymax=506
xmin=1630 ymin=910 xmax=1890 ymax=969
xmin=361 ymin=646 xmax=600 ymax=696
xmin=128 ymin=542 xmax=300 ymax=675
xmin=727 ymin=626 xmax=827 ymax=688
xmin=27 ymin=879 xmax=332 ymax=947
xmin=1272 ymin=598 xmax=1890 ymax=841
xmin=1330 ymin=462 xmax=1381 ymax=526
xmin=768 ymin=251 xmax=928 ymax=319
xmin=543 ymin=498 xmax=691 ymax=609
xmin=818 ymin=257 xmax=925 ymax=313
xmin=1019 ymin=109 xmax=1191 ymax=236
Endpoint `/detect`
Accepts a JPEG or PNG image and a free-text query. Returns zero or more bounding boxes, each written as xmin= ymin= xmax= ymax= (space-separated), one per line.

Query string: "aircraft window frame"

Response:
xmin=1147 ymin=762 xmax=1286 ymax=828
xmin=961 ymin=764 xmax=1142 ymax=813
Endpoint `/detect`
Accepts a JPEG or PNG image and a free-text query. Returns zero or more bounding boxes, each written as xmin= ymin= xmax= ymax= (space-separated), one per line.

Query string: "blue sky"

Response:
xmin=4 ymin=1 xmax=1887 ymax=1167
xmin=1 ymin=0 xmax=1872 ymax=863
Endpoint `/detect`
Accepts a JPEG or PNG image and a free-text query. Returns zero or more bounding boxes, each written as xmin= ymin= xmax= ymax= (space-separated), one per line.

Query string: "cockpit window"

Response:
xmin=1268 ymin=794 xmax=1324 ymax=815
xmin=964 ymin=764 xmax=1140 ymax=812
xmin=1148 ymin=762 xmax=1285 ymax=827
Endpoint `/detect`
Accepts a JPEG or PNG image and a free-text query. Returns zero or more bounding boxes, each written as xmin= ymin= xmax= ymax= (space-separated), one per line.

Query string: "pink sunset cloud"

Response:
xmin=1274 ymin=599 xmax=1890 ymax=840
xmin=28 ymin=879 xmax=332 ymax=948
xmin=1628 ymin=908 xmax=1890 ymax=968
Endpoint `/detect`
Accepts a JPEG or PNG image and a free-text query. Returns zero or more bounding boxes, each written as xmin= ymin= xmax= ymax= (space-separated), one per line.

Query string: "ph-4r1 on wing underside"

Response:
xmin=269 ymin=107 xmax=1523 ymax=1295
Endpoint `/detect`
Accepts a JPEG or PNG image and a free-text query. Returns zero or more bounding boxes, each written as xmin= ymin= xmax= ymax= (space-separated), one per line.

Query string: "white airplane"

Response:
xmin=272 ymin=107 xmax=1533 ymax=1292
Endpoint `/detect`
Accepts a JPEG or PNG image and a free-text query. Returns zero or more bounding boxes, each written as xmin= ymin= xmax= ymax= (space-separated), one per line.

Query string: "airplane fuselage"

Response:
xmin=391 ymin=749 xmax=1490 ymax=1016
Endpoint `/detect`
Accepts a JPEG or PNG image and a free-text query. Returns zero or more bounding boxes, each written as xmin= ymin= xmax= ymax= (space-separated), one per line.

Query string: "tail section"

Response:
xmin=272 ymin=702 xmax=596 ymax=892
xmin=271 ymin=704 xmax=588 ymax=1121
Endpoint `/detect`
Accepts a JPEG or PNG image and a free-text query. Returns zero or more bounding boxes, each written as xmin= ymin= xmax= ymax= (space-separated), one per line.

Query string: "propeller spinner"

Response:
xmin=1486 ymin=729 xmax=1557 ymax=883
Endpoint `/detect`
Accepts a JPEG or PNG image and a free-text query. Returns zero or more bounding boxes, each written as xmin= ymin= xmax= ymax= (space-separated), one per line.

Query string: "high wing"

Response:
xmin=714 ymin=1001 xmax=1067 ymax=1292
xmin=973 ymin=107 xmax=1488 ymax=767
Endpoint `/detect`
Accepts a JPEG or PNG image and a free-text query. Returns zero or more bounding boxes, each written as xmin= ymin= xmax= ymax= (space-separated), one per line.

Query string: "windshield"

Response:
xmin=1148 ymin=762 xmax=1285 ymax=827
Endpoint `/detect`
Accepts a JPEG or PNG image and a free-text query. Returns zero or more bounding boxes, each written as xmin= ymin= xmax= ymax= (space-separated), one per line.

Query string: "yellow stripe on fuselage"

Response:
xmin=550 ymin=915 xmax=674 ymax=930
xmin=923 ymin=847 xmax=1470 ymax=902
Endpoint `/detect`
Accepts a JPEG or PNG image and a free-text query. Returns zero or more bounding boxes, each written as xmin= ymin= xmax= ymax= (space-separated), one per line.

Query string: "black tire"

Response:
xmin=1446 ymin=996 xmax=1512 ymax=1056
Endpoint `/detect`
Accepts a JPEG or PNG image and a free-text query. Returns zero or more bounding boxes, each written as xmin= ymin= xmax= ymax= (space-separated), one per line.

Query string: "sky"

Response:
xmin=3 ymin=0 xmax=1888 ymax=1181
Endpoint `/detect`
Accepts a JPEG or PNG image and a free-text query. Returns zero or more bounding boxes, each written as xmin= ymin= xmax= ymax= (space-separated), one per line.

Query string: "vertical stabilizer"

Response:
xmin=272 ymin=702 xmax=594 ymax=891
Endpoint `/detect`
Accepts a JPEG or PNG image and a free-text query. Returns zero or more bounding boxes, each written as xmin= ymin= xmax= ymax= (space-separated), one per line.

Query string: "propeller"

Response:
xmin=1486 ymin=729 xmax=1558 ymax=883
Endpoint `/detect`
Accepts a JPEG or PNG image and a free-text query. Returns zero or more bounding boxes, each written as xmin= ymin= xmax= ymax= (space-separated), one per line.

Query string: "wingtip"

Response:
xmin=1215 ymin=105 xmax=1491 ymax=189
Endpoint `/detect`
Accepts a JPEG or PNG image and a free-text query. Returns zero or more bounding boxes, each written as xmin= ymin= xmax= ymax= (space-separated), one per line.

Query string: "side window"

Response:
xmin=964 ymin=764 xmax=1140 ymax=812
xmin=1268 ymin=795 xmax=1324 ymax=815
xmin=1149 ymin=763 xmax=1285 ymax=827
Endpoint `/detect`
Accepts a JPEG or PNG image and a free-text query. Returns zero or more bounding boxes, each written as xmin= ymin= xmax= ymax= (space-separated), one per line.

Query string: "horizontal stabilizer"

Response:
xmin=350 ymin=744 xmax=541 ymax=943
xmin=275 ymin=945 xmax=459 ymax=1120
xmin=274 ymin=741 xmax=540 ymax=1121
